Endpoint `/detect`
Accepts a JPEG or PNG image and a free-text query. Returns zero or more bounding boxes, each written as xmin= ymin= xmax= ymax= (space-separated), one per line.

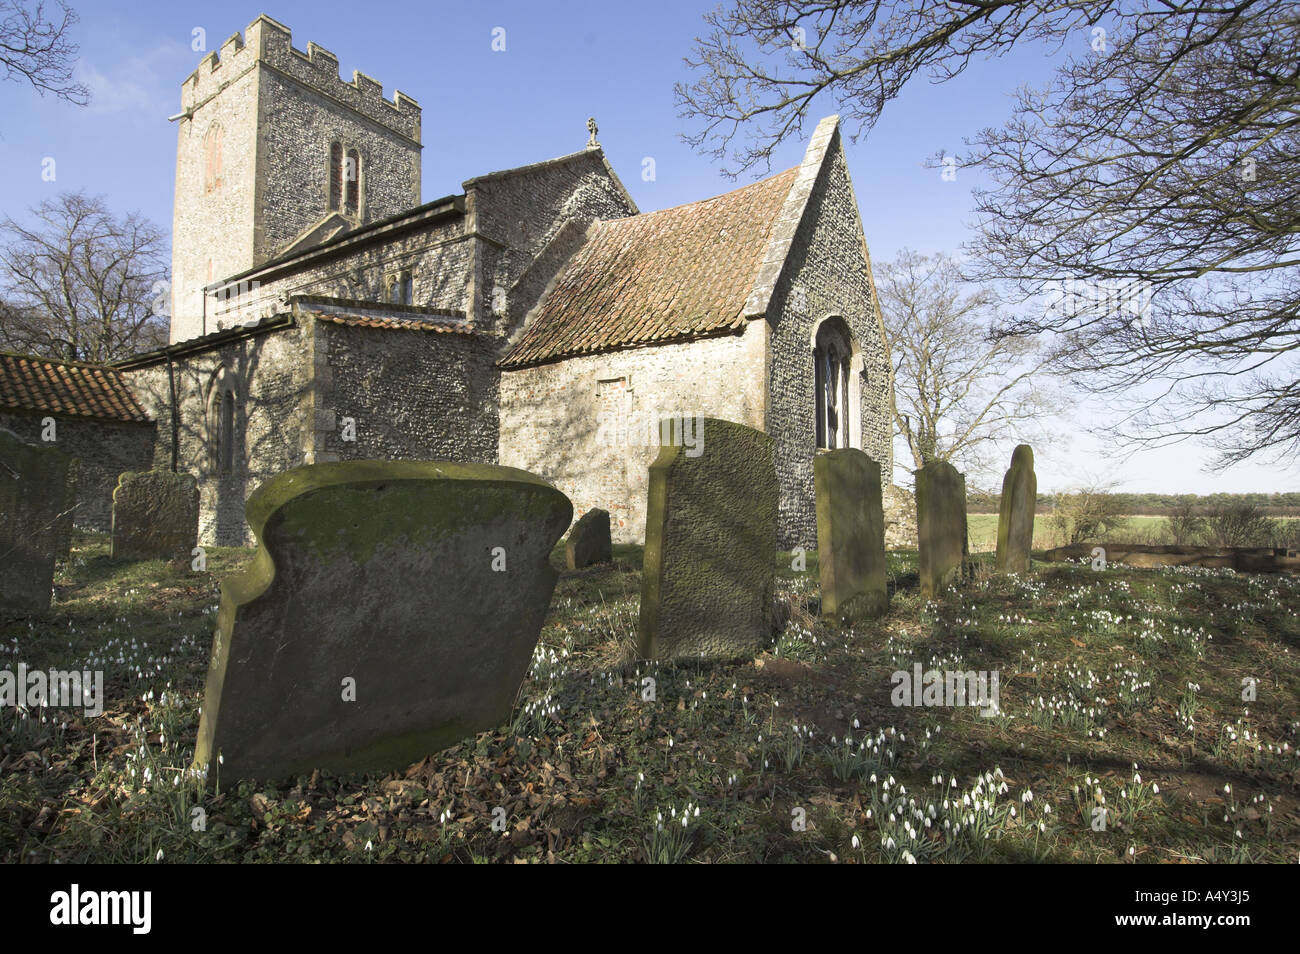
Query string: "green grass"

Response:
xmin=2 ymin=531 xmax=1298 ymax=863
xmin=967 ymin=514 xmax=1300 ymax=552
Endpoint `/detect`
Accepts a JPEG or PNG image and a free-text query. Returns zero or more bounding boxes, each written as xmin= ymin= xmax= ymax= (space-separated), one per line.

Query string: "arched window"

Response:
xmin=814 ymin=319 xmax=853 ymax=450
xmin=328 ymin=142 xmax=343 ymax=212
xmin=219 ymin=391 xmax=235 ymax=475
xmin=345 ymin=148 xmax=360 ymax=214
xmin=203 ymin=125 xmax=223 ymax=194
xmin=207 ymin=370 xmax=239 ymax=476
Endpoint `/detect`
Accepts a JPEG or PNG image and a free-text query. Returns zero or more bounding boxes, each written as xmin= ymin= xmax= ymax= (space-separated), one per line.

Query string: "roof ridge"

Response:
xmin=0 ymin=349 xmax=121 ymax=371
xmin=463 ymin=147 xmax=607 ymax=187
xmin=596 ymin=166 xmax=800 ymax=227
xmin=742 ymin=114 xmax=842 ymax=318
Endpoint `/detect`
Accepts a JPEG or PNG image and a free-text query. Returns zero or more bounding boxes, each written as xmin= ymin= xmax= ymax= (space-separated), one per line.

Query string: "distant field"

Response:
xmin=967 ymin=514 xmax=1300 ymax=552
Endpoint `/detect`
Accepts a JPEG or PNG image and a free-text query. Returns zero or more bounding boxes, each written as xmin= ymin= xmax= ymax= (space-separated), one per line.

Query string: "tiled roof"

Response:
xmin=0 ymin=352 xmax=151 ymax=424
xmin=308 ymin=311 xmax=479 ymax=334
xmin=499 ymin=166 xmax=799 ymax=369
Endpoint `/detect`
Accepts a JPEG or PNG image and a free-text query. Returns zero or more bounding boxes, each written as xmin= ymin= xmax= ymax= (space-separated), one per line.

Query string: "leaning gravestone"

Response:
xmin=915 ymin=460 xmax=969 ymax=599
xmin=814 ymin=448 xmax=888 ymax=621
xmin=995 ymin=444 xmax=1037 ymax=574
xmin=0 ymin=428 xmax=74 ymax=614
xmin=111 ymin=471 xmax=199 ymax=561
xmin=566 ymin=507 xmax=612 ymax=569
xmin=192 ymin=460 xmax=572 ymax=780
xmin=638 ymin=418 xmax=777 ymax=660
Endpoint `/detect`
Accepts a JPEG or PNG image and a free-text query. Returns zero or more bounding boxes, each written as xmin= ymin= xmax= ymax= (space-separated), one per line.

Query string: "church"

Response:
xmin=0 ymin=14 xmax=895 ymax=549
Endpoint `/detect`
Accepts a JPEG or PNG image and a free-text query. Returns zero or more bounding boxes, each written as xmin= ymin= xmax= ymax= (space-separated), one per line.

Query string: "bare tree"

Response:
xmin=1166 ymin=499 xmax=1207 ymax=546
xmin=1048 ymin=483 xmax=1129 ymax=546
xmin=878 ymin=248 xmax=1056 ymax=477
xmin=0 ymin=191 xmax=169 ymax=363
xmin=0 ymin=1 xmax=88 ymax=104
xmin=1205 ymin=501 xmax=1275 ymax=547
xmin=676 ymin=2 xmax=1300 ymax=467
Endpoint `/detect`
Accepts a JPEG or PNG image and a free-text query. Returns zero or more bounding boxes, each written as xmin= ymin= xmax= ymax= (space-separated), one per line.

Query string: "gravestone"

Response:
xmin=638 ymin=418 xmax=777 ymax=660
xmin=111 ymin=471 xmax=199 ymax=561
xmin=995 ymin=444 xmax=1037 ymax=573
xmin=814 ymin=448 xmax=888 ymax=621
xmin=0 ymin=429 xmax=74 ymax=613
xmin=915 ymin=460 xmax=969 ymax=599
xmin=193 ymin=460 xmax=572 ymax=781
xmin=565 ymin=507 xmax=612 ymax=569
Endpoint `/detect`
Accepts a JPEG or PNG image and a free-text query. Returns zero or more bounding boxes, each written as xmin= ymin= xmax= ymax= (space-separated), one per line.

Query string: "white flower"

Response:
xmin=155 ymin=848 xmax=163 ymax=861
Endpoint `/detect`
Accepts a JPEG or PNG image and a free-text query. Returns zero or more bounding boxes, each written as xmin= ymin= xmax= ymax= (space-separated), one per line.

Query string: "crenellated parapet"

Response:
xmin=179 ymin=15 xmax=421 ymax=142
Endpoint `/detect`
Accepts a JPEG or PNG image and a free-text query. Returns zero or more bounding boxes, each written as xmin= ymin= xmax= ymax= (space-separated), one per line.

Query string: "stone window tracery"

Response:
xmin=814 ymin=318 xmax=853 ymax=450
xmin=328 ymin=142 xmax=343 ymax=211
xmin=207 ymin=369 xmax=239 ymax=477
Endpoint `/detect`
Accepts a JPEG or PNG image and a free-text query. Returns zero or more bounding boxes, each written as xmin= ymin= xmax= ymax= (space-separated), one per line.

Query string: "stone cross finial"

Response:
xmin=586 ymin=117 xmax=599 ymax=148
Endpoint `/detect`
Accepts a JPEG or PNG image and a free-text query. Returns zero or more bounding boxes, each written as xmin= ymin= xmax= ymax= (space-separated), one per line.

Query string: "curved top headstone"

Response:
xmin=194 ymin=460 xmax=572 ymax=780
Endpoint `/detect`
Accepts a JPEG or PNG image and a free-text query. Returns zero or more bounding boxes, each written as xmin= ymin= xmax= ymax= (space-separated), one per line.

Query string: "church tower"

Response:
xmin=169 ymin=15 xmax=422 ymax=343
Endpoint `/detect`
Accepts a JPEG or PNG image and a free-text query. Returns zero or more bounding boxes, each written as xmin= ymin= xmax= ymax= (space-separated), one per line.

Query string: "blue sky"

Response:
xmin=0 ymin=0 xmax=1294 ymax=494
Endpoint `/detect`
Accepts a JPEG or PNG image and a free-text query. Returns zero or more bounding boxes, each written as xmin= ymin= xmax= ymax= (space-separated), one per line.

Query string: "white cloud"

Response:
xmin=73 ymin=39 xmax=190 ymax=118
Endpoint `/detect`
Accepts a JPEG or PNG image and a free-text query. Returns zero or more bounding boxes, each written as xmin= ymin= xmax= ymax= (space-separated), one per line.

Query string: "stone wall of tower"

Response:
xmin=254 ymin=32 xmax=421 ymax=262
xmin=170 ymin=43 xmax=260 ymax=343
xmin=169 ymin=15 xmax=421 ymax=344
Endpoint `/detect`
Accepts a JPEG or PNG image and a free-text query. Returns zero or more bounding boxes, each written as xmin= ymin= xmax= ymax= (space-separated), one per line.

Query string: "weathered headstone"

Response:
xmin=565 ymin=507 xmax=612 ymax=569
xmin=0 ymin=428 xmax=74 ymax=613
xmin=111 ymin=470 xmax=199 ymax=561
xmin=915 ymin=460 xmax=969 ymax=599
xmin=814 ymin=448 xmax=888 ymax=621
xmin=638 ymin=418 xmax=777 ymax=660
xmin=995 ymin=444 xmax=1037 ymax=574
xmin=193 ymin=460 xmax=572 ymax=780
